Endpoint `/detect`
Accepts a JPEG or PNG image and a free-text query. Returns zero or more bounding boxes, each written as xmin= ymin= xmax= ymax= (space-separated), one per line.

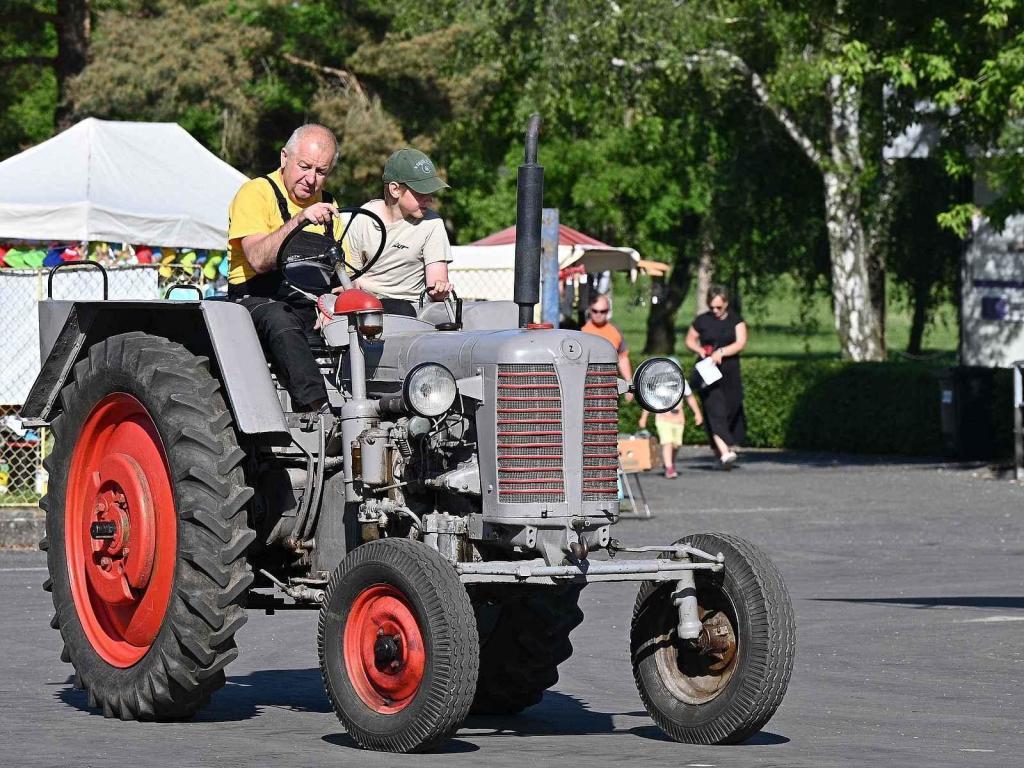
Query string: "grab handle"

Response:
xmin=47 ymin=260 xmax=109 ymax=300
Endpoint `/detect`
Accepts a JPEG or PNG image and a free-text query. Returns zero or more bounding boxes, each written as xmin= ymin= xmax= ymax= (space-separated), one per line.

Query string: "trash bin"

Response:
xmin=938 ymin=367 xmax=997 ymax=461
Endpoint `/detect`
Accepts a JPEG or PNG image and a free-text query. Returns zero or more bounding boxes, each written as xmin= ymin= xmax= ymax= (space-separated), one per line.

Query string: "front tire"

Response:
xmin=631 ymin=533 xmax=795 ymax=744
xmin=319 ymin=538 xmax=479 ymax=752
xmin=42 ymin=332 xmax=255 ymax=719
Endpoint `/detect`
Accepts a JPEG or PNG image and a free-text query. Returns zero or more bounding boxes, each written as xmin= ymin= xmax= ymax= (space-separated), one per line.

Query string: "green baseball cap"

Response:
xmin=382 ymin=148 xmax=450 ymax=194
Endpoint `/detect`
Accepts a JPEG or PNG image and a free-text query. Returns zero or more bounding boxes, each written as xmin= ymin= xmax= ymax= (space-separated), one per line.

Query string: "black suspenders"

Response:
xmin=260 ymin=176 xmax=334 ymax=226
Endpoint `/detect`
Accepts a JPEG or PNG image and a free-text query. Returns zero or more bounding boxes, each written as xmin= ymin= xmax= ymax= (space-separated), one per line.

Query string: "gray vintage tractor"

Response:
xmin=23 ymin=117 xmax=794 ymax=753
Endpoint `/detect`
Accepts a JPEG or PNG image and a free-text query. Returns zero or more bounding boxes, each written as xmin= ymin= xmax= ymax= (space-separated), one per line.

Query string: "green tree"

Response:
xmin=0 ymin=0 xmax=90 ymax=156
xmin=68 ymin=0 xmax=272 ymax=170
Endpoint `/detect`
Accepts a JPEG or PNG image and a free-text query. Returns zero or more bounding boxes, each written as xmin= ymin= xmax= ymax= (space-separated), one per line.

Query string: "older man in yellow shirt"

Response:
xmin=226 ymin=123 xmax=341 ymax=412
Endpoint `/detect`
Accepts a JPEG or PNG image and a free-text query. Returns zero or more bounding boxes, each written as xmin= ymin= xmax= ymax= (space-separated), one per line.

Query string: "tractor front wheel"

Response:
xmin=42 ymin=332 xmax=255 ymax=719
xmin=319 ymin=538 xmax=478 ymax=752
xmin=631 ymin=533 xmax=795 ymax=744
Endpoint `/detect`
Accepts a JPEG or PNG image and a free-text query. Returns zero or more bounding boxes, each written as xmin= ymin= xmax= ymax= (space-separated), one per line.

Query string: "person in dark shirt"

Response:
xmin=685 ymin=284 xmax=748 ymax=468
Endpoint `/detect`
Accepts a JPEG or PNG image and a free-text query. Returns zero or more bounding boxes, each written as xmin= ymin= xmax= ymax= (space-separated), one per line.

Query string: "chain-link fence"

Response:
xmin=0 ymin=264 xmax=210 ymax=504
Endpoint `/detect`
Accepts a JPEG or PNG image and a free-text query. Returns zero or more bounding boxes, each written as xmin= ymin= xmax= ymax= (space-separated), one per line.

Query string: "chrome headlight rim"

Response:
xmin=403 ymin=362 xmax=458 ymax=418
xmin=632 ymin=357 xmax=685 ymax=413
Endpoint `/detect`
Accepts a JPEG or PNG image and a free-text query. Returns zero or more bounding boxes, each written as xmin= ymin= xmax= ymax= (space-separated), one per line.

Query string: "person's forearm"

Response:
xmin=242 ymin=216 xmax=302 ymax=274
xmin=717 ymin=341 xmax=746 ymax=357
xmin=685 ymin=335 xmax=703 ymax=356
xmin=618 ymin=353 xmax=633 ymax=382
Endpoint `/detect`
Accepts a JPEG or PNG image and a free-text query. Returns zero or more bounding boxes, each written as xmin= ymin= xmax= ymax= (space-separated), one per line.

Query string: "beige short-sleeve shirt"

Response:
xmin=345 ymin=202 xmax=452 ymax=301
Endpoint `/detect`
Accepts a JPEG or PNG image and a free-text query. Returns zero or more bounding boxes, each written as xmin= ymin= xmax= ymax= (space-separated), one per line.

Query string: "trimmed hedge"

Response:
xmin=620 ymin=358 xmax=1013 ymax=458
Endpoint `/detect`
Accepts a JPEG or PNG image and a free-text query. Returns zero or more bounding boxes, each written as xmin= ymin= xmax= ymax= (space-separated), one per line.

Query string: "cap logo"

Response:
xmin=414 ymin=158 xmax=434 ymax=175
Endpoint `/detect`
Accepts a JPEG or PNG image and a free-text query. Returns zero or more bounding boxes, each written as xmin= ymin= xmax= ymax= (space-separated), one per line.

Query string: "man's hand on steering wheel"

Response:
xmin=295 ymin=201 xmax=339 ymax=228
xmin=427 ymin=281 xmax=454 ymax=301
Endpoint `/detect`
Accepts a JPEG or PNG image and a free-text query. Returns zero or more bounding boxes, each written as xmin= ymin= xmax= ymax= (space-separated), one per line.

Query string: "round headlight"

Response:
xmin=633 ymin=358 xmax=685 ymax=413
xmin=403 ymin=363 xmax=458 ymax=418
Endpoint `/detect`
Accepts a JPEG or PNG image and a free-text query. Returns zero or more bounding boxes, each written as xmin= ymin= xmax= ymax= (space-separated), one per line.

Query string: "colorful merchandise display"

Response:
xmin=1 ymin=240 xmax=230 ymax=296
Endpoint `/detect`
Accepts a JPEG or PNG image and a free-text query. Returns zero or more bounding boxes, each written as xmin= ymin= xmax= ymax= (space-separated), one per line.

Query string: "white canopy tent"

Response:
xmin=0 ymin=118 xmax=247 ymax=249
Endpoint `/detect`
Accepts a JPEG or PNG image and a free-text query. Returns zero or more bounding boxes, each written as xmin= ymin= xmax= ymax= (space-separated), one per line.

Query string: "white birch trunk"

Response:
xmin=824 ymin=74 xmax=883 ymax=361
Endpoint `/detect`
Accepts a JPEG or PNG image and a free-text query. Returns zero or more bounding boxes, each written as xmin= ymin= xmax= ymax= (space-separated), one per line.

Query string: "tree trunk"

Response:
xmin=866 ymin=158 xmax=898 ymax=357
xmin=824 ymin=75 xmax=883 ymax=362
xmin=868 ymin=247 xmax=886 ymax=355
xmin=644 ymin=250 xmax=693 ymax=354
xmin=824 ymin=168 xmax=883 ymax=361
xmin=907 ymin=277 xmax=930 ymax=356
xmin=54 ymin=0 xmax=91 ymax=130
xmin=694 ymin=226 xmax=714 ymax=314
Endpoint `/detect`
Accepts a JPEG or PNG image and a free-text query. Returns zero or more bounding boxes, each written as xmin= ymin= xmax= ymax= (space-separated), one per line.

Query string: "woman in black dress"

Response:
xmin=685 ymin=284 xmax=748 ymax=467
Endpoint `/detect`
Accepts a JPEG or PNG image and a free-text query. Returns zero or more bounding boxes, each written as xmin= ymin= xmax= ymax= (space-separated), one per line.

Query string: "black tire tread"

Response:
xmin=318 ymin=538 xmax=479 ymax=753
xmin=44 ymin=332 xmax=255 ymax=720
xmin=631 ymin=532 xmax=795 ymax=745
xmin=470 ymin=584 xmax=584 ymax=715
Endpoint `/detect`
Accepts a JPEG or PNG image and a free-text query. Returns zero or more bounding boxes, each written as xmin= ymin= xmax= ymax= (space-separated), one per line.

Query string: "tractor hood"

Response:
xmin=363 ymin=327 xmax=619 ymax=388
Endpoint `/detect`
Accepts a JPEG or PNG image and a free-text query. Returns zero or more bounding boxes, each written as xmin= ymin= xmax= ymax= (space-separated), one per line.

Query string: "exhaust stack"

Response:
xmin=514 ymin=114 xmax=544 ymax=327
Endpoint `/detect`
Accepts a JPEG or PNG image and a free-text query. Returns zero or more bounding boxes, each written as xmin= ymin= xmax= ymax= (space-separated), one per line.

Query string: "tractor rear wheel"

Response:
xmin=41 ymin=332 xmax=255 ymax=719
xmin=469 ymin=584 xmax=584 ymax=715
xmin=631 ymin=533 xmax=795 ymax=744
xmin=319 ymin=538 xmax=479 ymax=752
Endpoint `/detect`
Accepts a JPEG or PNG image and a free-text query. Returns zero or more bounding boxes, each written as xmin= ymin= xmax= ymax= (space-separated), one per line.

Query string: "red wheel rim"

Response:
xmin=343 ymin=584 xmax=426 ymax=714
xmin=65 ymin=393 xmax=177 ymax=667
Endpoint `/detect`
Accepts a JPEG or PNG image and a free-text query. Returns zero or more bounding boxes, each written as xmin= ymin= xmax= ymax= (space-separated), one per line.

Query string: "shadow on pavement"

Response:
xmin=322 ymin=733 xmax=480 ymax=753
xmin=812 ymin=596 xmax=1024 ymax=610
xmin=628 ymin=725 xmax=789 ymax=745
xmin=465 ymin=692 xmax=618 ymax=737
xmin=675 ymin=448 xmax=963 ymax=471
xmin=56 ymin=667 xmax=332 ymax=722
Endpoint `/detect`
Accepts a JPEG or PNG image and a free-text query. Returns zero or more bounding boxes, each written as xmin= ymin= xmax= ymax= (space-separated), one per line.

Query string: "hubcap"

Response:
xmin=656 ymin=593 xmax=740 ymax=705
xmin=66 ymin=393 xmax=176 ymax=667
xmin=344 ymin=584 xmax=425 ymax=714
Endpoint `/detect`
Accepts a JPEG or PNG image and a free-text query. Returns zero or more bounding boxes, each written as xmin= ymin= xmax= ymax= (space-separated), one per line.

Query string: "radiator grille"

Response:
xmin=582 ymin=363 xmax=620 ymax=500
xmin=496 ymin=364 xmax=564 ymax=503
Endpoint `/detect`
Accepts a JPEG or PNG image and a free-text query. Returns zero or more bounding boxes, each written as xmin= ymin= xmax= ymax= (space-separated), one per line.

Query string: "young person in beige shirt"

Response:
xmin=344 ymin=148 xmax=454 ymax=316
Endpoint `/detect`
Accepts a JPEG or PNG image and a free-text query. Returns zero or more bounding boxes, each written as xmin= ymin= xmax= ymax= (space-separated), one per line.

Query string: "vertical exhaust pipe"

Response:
xmin=514 ymin=114 xmax=544 ymax=327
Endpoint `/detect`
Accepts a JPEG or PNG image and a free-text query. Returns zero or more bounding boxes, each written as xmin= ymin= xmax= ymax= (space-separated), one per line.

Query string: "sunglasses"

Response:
xmin=591 ymin=309 xmax=609 ymax=315
xmin=710 ymin=303 xmax=726 ymax=311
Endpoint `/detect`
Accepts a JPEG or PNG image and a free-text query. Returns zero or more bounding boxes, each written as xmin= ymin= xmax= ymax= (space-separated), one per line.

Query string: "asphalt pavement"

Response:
xmin=2 ymin=448 xmax=1022 ymax=768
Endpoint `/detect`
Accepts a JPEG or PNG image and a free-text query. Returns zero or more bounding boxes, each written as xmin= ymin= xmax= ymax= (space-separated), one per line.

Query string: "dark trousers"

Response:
xmin=232 ymin=293 xmax=327 ymax=410
xmin=380 ymin=297 xmax=417 ymax=317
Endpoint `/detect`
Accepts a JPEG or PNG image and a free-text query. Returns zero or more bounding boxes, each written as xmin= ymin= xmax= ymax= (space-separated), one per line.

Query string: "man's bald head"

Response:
xmin=280 ymin=124 xmax=338 ymax=204
xmin=284 ymin=124 xmax=338 ymax=161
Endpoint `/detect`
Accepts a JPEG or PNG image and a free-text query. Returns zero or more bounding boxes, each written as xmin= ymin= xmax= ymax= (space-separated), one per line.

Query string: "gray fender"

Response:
xmin=21 ymin=298 xmax=289 ymax=440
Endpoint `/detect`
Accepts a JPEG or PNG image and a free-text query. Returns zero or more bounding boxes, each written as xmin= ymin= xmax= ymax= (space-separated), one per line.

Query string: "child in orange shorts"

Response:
xmin=638 ymin=372 xmax=703 ymax=478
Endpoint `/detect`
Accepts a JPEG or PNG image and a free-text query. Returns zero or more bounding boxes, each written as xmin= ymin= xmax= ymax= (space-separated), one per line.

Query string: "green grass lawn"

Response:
xmin=610 ymin=273 xmax=958 ymax=363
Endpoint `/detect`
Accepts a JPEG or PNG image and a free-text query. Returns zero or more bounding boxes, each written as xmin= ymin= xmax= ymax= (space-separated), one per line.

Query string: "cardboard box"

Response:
xmin=618 ymin=435 xmax=661 ymax=473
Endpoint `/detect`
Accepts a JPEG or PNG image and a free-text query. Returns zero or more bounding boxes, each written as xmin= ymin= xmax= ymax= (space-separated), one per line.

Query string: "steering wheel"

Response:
xmin=275 ymin=206 xmax=387 ymax=297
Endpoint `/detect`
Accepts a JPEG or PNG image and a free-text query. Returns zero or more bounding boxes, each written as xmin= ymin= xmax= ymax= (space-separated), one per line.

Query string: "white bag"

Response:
xmin=695 ymin=356 xmax=723 ymax=386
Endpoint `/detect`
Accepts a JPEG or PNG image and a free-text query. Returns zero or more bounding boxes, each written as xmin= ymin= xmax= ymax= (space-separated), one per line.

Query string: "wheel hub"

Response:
xmin=84 ymin=454 xmax=158 ymax=606
xmin=66 ymin=393 xmax=176 ymax=667
xmin=373 ymin=632 xmax=403 ymax=670
xmin=654 ymin=593 xmax=740 ymax=705
xmin=344 ymin=585 xmax=426 ymax=714
xmin=694 ymin=610 xmax=737 ymax=671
